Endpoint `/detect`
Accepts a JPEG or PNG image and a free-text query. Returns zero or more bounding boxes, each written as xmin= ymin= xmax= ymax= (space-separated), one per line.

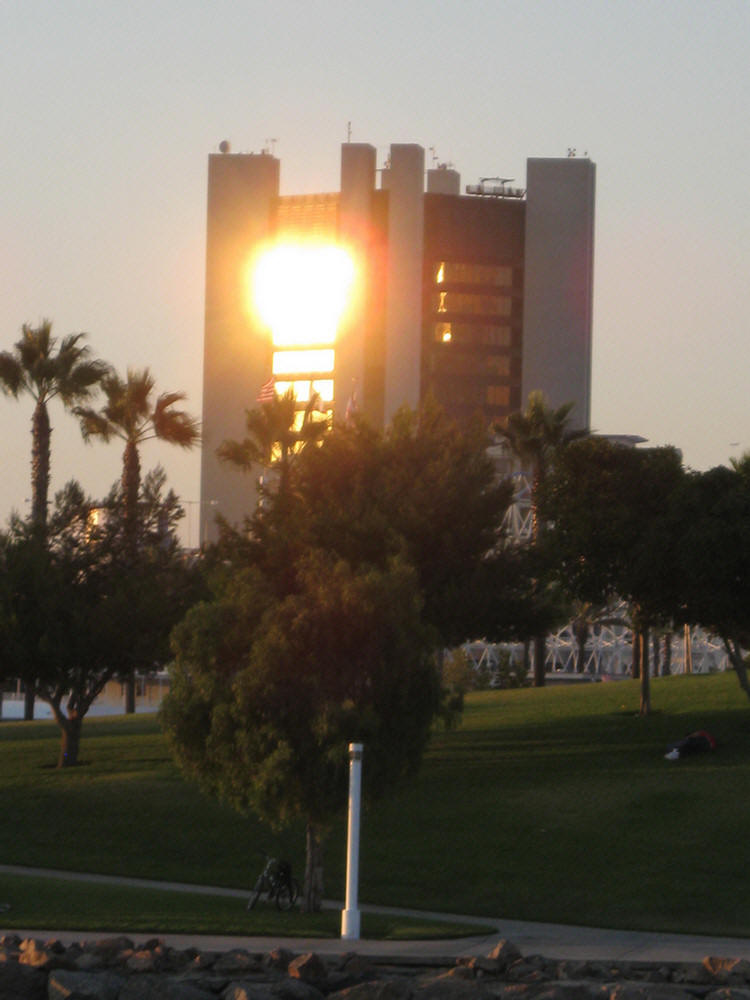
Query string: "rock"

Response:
xmin=214 ymin=950 xmax=263 ymax=975
xmin=273 ymin=977 xmax=326 ymax=1000
xmin=703 ymin=960 xmax=750 ymax=986
xmin=47 ymin=968 xmax=124 ymax=999
xmin=224 ymin=983 xmax=277 ymax=1000
xmin=0 ymin=959 xmax=46 ymax=1000
xmin=608 ymin=985 xmax=697 ymax=1000
xmin=267 ymin=949 xmax=296 ymax=972
xmin=329 ymin=980 xmax=414 ymax=1000
xmin=18 ymin=938 xmax=73 ymax=971
xmin=412 ymin=970 xmax=496 ymax=1000
xmin=487 ymin=941 xmax=524 ymax=972
xmin=288 ymin=953 xmax=328 ymax=987
xmin=119 ymin=973 xmax=217 ymax=999
xmin=88 ymin=935 xmax=135 ymax=956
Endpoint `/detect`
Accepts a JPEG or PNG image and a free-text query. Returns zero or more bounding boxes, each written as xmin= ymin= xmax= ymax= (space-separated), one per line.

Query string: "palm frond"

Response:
xmin=0 ymin=352 xmax=23 ymax=396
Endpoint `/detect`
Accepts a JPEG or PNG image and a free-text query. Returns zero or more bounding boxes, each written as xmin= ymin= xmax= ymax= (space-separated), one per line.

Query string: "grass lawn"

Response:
xmin=0 ymin=873 xmax=482 ymax=939
xmin=1 ymin=672 xmax=749 ymax=936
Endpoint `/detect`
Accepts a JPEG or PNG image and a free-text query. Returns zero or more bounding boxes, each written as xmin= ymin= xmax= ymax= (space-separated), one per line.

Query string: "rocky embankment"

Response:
xmin=2 ymin=934 xmax=750 ymax=1000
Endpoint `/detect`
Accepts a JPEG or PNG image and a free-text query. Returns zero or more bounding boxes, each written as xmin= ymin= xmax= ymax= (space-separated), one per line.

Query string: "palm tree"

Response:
xmin=218 ymin=387 xmax=329 ymax=499
xmin=496 ymin=390 xmax=586 ymax=685
xmin=0 ymin=321 xmax=108 ymax=532
xmin=76 ymin=368 xmax=200 ymax=548
xmin=75 ymin=368 xmax=200 ymax=712
xmin=0 ymin=321 xmax=108 ymax=719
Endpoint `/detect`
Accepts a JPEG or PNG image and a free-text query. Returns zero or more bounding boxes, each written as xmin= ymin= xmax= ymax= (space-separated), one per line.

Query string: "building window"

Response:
xmin=432 ymin=291 xmax=512 ymax=316
xmin=433 ymin=322 xmax=513 ymax=347
xmin=434 ymin=261 xmax=513 ymax=286
xmin=486 ymin=385 xmax=510 ymax=406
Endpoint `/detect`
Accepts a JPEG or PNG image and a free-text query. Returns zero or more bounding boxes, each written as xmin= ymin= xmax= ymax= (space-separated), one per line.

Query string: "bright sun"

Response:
xmin=251 ymin=242 xmax=356 ymax=348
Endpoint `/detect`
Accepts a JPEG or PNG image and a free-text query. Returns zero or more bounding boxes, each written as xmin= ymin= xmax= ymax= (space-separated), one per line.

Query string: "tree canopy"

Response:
xmin=0 ymin=471 xmax=202 ymax=766
xmin=540 ymin=437 xmax=686 ymax=712
xmin=163 ymin=397 xmax=513 ymax=909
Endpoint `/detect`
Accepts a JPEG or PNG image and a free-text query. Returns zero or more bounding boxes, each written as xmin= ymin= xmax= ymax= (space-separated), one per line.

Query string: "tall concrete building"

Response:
xmin=200 ymin=141 xmax=595 ymax=542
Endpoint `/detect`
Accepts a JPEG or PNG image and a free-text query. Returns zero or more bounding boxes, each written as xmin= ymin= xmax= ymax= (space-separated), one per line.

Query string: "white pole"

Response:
xmin=341 ymin=742 xmax=363 ymax=940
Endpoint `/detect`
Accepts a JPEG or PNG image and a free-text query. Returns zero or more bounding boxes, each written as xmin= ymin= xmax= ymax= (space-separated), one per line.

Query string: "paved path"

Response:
xmin=2 ymin=864 xmax=749 ymax=963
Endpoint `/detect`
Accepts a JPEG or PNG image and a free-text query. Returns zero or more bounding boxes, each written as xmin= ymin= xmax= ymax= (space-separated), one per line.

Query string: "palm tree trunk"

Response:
xmin=122 ymin=439 xmax=141 ymax=557
xmin=31 ymin=400 xmax=51 ymax=530
xmin=122 ymin=439 xmax=141 ymax=714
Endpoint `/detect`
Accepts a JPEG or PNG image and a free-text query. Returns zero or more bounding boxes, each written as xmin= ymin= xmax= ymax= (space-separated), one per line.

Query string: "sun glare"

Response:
xmin=252 ymin=242 xmax=356 ymax=348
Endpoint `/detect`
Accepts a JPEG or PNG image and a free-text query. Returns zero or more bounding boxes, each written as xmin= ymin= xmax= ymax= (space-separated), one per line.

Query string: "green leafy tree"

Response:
xmin=164 ymin=398 xmax=515 ymax=909
xmin=239 ymin=398 xmax=514 ymax=648
xmin=541 ymin=438 xmax=685 ymax=713
xmin=76 ymin=368 xmax=200 ymax=711
xmin=0 ymin=474 xmax=201 ymax=766
xmin=495 ymin=391 xmax=586 ymax=685
xmin=161 ymin=552 xmax=437 ymax=912
xmin=673 ymin=459 xmax=750 ymax=700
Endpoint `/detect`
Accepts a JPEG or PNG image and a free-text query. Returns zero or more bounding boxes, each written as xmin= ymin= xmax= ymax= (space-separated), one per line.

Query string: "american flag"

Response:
xmin=257 ymin=377 xmax=276 ymax=403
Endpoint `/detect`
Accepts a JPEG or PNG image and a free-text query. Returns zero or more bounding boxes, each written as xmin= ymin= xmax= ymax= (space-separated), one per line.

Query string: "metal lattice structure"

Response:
xmin=475 ymin=463 xmax=731 ymax=678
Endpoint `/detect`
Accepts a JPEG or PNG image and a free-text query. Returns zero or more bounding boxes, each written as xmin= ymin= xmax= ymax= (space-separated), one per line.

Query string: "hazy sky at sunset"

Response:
xmin=2 ymin=1 xmax=748 ymax=545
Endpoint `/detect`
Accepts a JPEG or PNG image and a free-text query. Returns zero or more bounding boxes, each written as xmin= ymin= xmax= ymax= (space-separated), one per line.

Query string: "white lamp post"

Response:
xmin=341 ymin=742 xmax=364 ymax=939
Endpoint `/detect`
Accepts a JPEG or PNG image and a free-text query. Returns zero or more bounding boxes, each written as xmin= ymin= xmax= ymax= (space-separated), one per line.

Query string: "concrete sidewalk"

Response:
xmin=2 ymin=864 xmax=749 ymax=963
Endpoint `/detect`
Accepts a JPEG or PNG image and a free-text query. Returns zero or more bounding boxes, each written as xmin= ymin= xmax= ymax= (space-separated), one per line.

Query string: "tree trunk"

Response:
xmin=125 ymin=676 xmax=136 ymax=715
xmin=31 ymin=400 xmax=50 ymax=530
xmin=122 ymin=439 xmax=141 ymax=714
xmin=639 ymin=628 xmax=651 ymax=716
xmin=652 ymin=633 xmax=660 ymax=678
xmin=57 ymin=714 xmax=83 ymax=768
xmin=663 ymin=633 xmax=672 ymax=676
xmin=122 ymin=439 xmax=141 ymax=558
xmin=724 ymin=638 xmax=750 ymax=700
xmin=533 ymin=634 xmax=546 ymax=687
xmin=303 ymin=821 xmax=325 ymax=913
xmin=631 ymin=631 xmax=640 ymax=679
xmin=23 ymin=684 xmax=36 ymax=721
xmin=574 ymin=621 xmax=588 ymax=674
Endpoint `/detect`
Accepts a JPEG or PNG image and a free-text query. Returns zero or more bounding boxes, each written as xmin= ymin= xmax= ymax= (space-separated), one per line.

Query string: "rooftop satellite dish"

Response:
xmin=219 ymin=140 xmax=230 ymax=154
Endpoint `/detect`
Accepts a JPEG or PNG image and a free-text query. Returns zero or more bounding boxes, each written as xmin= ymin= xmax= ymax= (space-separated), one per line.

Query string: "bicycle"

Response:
xmin=247 ymin=852 xmax=300 ymax=911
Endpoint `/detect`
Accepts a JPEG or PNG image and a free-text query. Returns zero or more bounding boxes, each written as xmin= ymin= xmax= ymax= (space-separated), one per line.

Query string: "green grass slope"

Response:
xmin=1 ymin=672 xmax=749 ymax=936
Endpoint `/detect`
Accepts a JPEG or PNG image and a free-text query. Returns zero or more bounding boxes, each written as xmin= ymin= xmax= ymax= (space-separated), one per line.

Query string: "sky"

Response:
xmin=2 ymin=1 xmax=749 ymax=547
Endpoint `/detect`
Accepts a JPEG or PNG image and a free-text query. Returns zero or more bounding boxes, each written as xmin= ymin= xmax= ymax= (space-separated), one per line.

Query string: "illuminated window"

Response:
xmin=434 ymin=322 xmax=452 ymax=343
xmin=273 ymin=349 xmax=335 ymax=376
xmin=433 ymin=261 xmax=514 ymax=286
xmin=432 ymin=291 xmax=512 ymax=316
xmin=251 ymin=242 xmax=356 ymax=349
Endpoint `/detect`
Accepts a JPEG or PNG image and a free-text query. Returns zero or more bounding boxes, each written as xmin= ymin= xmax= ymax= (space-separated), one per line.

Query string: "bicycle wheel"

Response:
xmin=275 ymin=878 xmax=299 ymax=911
xmin=247 ymin=878 xmax=263 ymax=910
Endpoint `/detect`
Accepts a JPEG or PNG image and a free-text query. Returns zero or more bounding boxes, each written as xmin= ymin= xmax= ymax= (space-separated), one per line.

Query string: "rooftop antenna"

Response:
xmin=347 ymin=121 xmax=352 ymax=143
xmin=429 ymin=146 xmax=439 ymax=166
xmin=263 ymin=137 xmax=278 ymax=156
